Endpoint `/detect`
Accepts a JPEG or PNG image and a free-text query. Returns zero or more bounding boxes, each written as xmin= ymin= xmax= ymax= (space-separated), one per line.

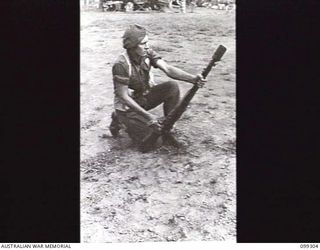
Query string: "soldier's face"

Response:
xmin=134 ymin=36 xmax=149 ymax=57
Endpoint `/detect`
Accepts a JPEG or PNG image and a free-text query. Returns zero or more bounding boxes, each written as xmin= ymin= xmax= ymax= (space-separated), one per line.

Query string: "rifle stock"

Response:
xmin=139 ymin=45 xmax=227 ymax=152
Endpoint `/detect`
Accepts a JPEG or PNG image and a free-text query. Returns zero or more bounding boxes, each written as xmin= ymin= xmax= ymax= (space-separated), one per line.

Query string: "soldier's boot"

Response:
xmin=109 ymin=111 xmax=121 ymax=138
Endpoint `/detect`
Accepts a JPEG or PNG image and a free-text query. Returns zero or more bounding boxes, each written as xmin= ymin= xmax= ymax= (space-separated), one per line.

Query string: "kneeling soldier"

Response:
xmin=109 ymin=24 xmax=205 ymax=146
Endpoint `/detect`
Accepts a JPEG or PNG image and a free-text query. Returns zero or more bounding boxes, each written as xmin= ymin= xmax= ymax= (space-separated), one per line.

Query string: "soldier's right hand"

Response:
xmin=148 ymin=121 xmax=162 ymax=134
xmin=146 ymin=114 xmax=162 ymax=133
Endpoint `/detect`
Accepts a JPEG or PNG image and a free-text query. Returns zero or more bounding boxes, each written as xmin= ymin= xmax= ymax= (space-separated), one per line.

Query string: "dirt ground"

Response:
xmin=80 ymin=8 xmax=236 ymax=242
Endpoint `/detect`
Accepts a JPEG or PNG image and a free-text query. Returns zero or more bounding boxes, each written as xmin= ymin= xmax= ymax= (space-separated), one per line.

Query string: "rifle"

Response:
xmin=139 ymin=45 xmax=227 ymax=152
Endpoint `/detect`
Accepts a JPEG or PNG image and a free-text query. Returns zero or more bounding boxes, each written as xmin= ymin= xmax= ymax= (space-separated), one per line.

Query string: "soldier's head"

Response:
xmin=123 ymin=24 xmax=149 ymax=56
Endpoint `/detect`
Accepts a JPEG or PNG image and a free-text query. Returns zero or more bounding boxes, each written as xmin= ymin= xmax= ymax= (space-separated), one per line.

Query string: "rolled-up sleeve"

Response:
xmin=112 ymin=62 xmax=130 ymax=85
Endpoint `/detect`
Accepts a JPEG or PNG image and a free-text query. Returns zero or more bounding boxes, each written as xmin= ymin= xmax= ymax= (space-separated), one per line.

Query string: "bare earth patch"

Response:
xmin=81 ymin=8 xmax=236 ymax=243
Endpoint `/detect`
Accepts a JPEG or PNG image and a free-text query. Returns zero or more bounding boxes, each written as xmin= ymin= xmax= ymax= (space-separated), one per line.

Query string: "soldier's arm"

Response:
xmin=155 ymin=59 xmax=205 ymax=85
xmin=113 ymin=62 xmax=159 ymax=124
xmin=115 ymin=84 xmax=157 ymax=122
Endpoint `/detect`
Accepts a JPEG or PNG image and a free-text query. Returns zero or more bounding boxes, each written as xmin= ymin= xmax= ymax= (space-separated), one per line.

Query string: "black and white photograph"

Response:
xmin=2 ymin=0 xmax=320 ymax=247
xmin=80 ymin=0 xmax=236 ymax=243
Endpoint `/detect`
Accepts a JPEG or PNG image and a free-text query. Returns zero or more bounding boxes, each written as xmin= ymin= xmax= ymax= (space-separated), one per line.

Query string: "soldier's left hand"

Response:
xmin=194 ymin=74 xmax=207 ymax=88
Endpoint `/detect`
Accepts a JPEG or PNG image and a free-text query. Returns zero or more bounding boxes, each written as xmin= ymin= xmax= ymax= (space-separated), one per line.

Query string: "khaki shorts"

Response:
xmin=116 ymin=109 xmax=153 ymax=143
